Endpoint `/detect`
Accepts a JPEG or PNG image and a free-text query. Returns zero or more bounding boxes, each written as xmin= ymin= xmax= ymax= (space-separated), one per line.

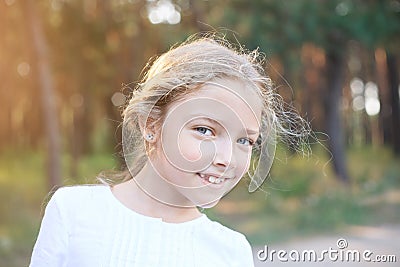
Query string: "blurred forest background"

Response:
xmin=1 ymin=0 xmax=400 ymax=266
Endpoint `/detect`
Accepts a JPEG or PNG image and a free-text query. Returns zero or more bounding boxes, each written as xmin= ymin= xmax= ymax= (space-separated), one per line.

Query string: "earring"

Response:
xmin=145 ymin=133 xmax=154 ymax=141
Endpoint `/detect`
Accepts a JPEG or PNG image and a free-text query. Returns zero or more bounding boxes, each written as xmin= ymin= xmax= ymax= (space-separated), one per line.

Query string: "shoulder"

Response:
xmin=43 ymin=185 xmax=114 ymax=228
xmin=50 ymin=184 xmax=109 ymax=202
xmin=204 ymin=218 xmax=251 ymax=247
xmin=47 ymin=184 xmax=111 ymax=214
xmin=200 ymin=217 xmax=253 ymax=255
xmin=195 ymin=217 xmax=254 ymax=266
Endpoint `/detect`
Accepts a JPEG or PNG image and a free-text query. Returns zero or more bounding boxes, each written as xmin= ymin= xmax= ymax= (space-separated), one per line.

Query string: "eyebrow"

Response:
xmin=191 ymin=115 xmax=260 ymax=135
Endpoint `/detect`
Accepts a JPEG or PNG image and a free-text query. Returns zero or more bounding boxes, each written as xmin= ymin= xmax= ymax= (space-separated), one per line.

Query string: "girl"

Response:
xmin=29 ymin=35 xmax=308 ymax=266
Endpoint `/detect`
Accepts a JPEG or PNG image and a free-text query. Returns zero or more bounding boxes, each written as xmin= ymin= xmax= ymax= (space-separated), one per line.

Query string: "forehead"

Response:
xmin=199 ymin=78 xmax=262 ymax=114
xmin=166 ymin=78 xmax=263 ymax=131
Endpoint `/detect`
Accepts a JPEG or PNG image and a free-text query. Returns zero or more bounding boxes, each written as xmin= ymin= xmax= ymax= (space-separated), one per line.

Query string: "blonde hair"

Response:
xmin=99 ymin=34 xmax=310 ymax=191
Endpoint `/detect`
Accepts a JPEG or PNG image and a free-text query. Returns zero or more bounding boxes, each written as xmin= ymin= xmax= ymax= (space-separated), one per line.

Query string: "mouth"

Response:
xmin=196 ymin=173 xmax=227 ymax=185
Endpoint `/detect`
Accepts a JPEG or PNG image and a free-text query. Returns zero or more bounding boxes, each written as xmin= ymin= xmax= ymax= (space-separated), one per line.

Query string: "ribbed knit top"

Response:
xmin=29 ymin=185 xmax=254 ymax=267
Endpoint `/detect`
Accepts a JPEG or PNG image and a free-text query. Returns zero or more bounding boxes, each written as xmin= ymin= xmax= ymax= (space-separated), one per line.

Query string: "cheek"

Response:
xmin=178 ymin=135 xmax=203 ymax=162
xmin=236 ymin=149 xmax=253 ymax=172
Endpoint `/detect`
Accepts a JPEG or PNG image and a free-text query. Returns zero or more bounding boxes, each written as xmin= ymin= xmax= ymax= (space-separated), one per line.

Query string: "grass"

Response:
xmin=0 ymin=145 xmax=399 ymax=266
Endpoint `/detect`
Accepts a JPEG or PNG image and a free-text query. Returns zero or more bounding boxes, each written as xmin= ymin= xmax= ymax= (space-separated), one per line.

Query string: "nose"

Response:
xmin=213 ymin=138 xmax=236 ymax=170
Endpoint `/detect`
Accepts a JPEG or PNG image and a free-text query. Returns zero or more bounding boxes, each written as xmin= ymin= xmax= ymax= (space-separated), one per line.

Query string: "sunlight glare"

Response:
xmin=364 ymin=81 xmax=380 ymax=116
xmin=350 ymin=77 xmax=364 ymax=97
xmin=148 ymin=0 xmax=181 ymax=25
xmin=17 ymin=62 xmax=30 ymax=77
xmin=365 ymin=98 xmax=380 ymax=116
xmin=352 ymin=95 xmax=365 ymax=111
xmin=5 ymin=0 xmax=16 ymax=6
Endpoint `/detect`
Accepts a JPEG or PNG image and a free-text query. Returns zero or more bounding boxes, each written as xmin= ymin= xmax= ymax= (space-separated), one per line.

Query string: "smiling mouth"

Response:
xmin=196 ymin=173 xmax=226 ymax=184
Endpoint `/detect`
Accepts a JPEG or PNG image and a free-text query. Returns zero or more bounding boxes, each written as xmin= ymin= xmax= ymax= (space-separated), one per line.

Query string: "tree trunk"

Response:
xmin=24 ymin=0 xmax=62 ymax=189
xmin=324 ymin=49 xmax=350 ymax=182
xmin=375 ymin=48 xmax=392 ymax=146
xmin=386 ymin=52 xmax=400 ymax=156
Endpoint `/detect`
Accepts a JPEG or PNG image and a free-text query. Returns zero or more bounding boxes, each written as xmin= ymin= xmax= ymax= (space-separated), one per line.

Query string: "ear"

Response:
xmin=138 ymin=114 xmax=159 ymax=143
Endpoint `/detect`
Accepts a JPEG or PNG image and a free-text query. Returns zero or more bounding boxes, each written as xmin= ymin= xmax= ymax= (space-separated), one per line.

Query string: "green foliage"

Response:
xmin=2 ymin=0 xmax=399 ymax=155
xmin=219 ymin=0 xmax=400 ymax=73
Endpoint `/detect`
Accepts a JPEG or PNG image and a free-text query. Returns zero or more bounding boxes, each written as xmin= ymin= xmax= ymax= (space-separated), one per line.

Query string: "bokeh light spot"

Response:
xmin=17 ymin=62 xmax=30 ymax=77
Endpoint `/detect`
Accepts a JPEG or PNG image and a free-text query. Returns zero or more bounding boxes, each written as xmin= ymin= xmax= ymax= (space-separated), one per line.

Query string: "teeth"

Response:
xmin=209 ymin=176 xmax=216 ymax=183
xmin=198 ymin=173 xmax=226 ymax=184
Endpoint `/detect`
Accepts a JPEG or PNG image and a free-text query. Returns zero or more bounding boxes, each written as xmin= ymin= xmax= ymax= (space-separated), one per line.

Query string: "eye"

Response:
xmin=195 ymin=127 xmax=213 ymax=136
xmin=237 ymin=138 xmax=254 ymax=146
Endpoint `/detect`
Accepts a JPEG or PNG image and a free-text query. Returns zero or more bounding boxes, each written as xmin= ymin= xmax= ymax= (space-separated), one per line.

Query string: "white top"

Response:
xmin=29 ymin=185 xmax=254 ymax=267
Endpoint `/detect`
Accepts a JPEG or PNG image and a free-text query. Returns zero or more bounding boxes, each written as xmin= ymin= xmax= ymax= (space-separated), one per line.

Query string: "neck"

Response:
xmin=111 ymin=163 xmax=202 ymax=223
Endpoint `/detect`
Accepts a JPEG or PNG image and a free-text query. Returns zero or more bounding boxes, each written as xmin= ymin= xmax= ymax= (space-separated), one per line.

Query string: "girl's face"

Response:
xmin=150 ymin=78 xmax=262 ymax=208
